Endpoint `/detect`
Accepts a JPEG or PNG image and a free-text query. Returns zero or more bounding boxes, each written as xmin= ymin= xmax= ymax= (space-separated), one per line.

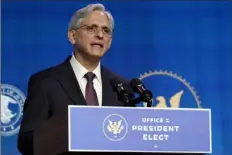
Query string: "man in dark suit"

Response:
xmin=18 ymin=3 xmax=135 ymax=155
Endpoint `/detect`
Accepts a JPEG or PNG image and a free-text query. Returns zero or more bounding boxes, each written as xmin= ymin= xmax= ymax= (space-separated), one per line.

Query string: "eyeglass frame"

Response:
xmin=75 ymin=24 xmax=113 ymax=37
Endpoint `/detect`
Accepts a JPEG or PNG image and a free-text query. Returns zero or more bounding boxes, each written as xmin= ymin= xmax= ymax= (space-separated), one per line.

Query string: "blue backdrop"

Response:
xmin=1 ymin=1 xmax=231 ymax=155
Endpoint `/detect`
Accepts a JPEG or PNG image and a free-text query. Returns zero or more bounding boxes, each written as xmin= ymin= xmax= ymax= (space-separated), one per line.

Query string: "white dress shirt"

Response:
xmin=70 ymin=55 xmax=102 ymax=106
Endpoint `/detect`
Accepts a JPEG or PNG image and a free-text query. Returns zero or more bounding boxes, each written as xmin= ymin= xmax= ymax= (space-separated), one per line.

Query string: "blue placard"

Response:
xmin=68 ymin=106 xmax=211 ymax=153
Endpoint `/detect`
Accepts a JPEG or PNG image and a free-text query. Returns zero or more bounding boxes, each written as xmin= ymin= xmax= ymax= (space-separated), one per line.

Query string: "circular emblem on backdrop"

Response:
xmin=102 ymin=114 xmax=128 ymax=141
xmin=139 ymin=70 xmax=202 ymax=108
xmin=1 ymin=84 xmax=25 ymax=136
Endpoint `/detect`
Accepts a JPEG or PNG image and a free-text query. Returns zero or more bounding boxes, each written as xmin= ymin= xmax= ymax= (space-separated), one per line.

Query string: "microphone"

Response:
xmin=130 ymin=78 xmax=153 ymax=107
xmin=110 ymin=78 xmax=133 ymax=106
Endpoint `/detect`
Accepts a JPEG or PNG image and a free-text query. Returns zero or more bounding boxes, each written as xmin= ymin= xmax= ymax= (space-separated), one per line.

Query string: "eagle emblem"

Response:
xmin=1 ymin=84 xmax=25 ymax=136
xmin=107 ymin=119 xmax=124 ymax=136
xmin=1 ymin=95 xmax=17 ymax=124
xmin=103 ymin=114 xmax=128 ymax=141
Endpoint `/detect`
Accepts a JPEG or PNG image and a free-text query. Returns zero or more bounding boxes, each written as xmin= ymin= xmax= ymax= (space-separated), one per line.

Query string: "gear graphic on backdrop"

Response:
xmin=139 ymin=70 xmax=202 ymax=108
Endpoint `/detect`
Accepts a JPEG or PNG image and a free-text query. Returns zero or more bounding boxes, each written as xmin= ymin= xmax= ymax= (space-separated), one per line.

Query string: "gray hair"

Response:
xmin=68 ymin=3 xmax=114 ymax=31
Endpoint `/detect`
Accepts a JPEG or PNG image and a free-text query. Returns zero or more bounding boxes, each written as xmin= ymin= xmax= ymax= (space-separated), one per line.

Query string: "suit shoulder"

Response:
xmin=28 ymin=63 xmax=63 ymax=86
xmin=30 ymin=66 xmax=55 ymax=80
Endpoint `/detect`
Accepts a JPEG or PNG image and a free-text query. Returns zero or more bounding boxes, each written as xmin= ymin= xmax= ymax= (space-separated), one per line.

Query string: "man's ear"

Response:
xmin=68 ymin=30 xmax=76 ymax=45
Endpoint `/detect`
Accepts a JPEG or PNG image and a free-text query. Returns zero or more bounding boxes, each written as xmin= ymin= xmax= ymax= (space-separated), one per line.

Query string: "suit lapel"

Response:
xmin=101 ymin=67 xmax=119 ymax=107
xmin=56 ymin=58 xmax=86 ymax=105
xmin=55 ymin=57 xmax=121 ymax=107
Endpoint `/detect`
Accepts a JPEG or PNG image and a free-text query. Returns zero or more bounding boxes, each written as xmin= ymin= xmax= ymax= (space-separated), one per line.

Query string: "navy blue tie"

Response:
xmin=84 ymin=72 xmax=99 ymax=106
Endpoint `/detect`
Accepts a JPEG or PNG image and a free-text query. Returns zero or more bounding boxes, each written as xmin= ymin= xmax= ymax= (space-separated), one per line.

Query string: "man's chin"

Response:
xmin=87 ymin=53 xmax=104 ymax=61
xmin=90 ymin=50 xmax=105 ymax=58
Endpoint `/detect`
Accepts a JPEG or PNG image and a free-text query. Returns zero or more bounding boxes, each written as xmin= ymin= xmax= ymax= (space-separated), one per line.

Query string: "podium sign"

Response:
xmin=68 ymin=106 xmax=211 ymax=154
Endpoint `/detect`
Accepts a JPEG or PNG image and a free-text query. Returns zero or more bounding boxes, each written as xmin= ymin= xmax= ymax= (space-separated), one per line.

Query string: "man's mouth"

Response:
xmin=91 ymin=42 xmax=103 ymax=48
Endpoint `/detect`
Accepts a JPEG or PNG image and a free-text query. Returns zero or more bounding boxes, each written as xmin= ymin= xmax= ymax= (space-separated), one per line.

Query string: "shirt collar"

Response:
xmin=70 ymin=54 xmax=102 ymax=84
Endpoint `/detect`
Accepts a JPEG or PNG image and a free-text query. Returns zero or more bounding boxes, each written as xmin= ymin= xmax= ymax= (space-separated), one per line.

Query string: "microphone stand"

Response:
xmin=146 ymin=100 xmax=152 ymax=107
xmin=131 ymin=97 xmax=153 ymax=107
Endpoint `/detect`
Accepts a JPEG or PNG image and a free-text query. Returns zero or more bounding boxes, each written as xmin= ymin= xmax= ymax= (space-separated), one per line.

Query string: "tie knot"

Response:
xmin=84 ymin=72 xmax=96 ymax=81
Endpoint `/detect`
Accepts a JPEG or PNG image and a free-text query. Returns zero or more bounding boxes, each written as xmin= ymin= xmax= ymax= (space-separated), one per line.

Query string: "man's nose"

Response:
xmin=95 ymin=29 xmax=104 ymax=38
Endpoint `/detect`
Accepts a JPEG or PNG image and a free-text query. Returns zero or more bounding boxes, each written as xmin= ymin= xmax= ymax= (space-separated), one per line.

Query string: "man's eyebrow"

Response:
xmin=90 ymin=24 xmax=110 ymax=29
xmin=102 ymin=26 xmax=110 ymax=29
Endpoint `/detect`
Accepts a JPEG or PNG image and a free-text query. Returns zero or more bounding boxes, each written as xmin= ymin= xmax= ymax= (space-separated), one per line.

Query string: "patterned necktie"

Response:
xmin=84 ymin=72 xmax=99 ymax=106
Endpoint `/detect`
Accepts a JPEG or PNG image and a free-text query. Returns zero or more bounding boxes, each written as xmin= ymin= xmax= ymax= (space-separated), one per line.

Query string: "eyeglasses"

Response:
xmin=77 ymin=24 xmax=113 ymax=37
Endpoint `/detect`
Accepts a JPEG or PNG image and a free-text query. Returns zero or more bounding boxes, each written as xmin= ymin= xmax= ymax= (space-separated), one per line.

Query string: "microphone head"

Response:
xmin=110 ymin=78 xmax=123 ymax=90
xmin=130 ymin=78 xmax=153 ymax=103
xmin=110 ymin=78 xmax=133 ymax=105
xmin=130 ymin=78 xmax=143 ymax=91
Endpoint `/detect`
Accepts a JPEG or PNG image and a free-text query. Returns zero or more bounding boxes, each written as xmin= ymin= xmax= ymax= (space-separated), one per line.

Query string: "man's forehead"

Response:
xmin=82 ymin=11 xmax=110 ymax=27
xmin=85 ymin=10 xmax=107 ymax=19
xmin=99 ymin=11 xmax=105 ymax=16
xmin=90 ymin=10 xmax=106 ymax=16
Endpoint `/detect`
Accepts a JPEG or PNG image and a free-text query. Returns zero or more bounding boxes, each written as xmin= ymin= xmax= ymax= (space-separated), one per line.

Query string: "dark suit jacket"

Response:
xmin=17 ymin=56 xmax=136 ymax=155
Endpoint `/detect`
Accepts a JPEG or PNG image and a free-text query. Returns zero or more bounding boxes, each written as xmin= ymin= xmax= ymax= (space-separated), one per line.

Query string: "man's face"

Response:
xmin=69 ymin=10 xmax=112 ymax=59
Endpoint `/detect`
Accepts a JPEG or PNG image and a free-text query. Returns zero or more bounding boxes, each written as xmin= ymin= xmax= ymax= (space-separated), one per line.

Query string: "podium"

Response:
xmin=34 ymin=106 xmax=211 ymax=155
